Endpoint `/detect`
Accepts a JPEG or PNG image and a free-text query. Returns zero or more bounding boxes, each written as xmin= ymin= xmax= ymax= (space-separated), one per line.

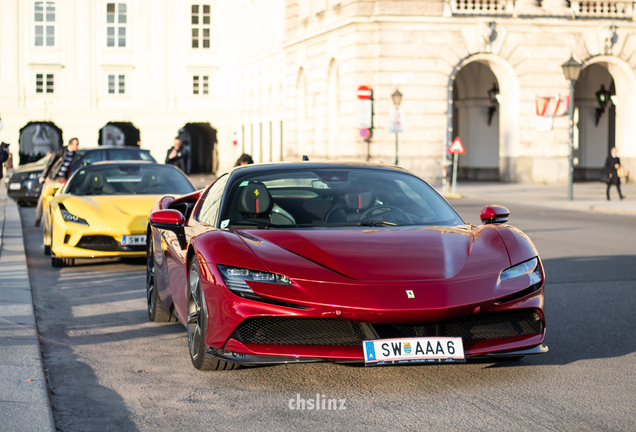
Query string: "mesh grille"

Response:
xmin=374 ymin=310 xmax=543 ymax=341
xmin=235 ymin=317 xmax=367 ymax=345
xmin=234 ymin=310 xmax=543 ymax=346
xmin=75 ymin=235 xmax=145 ymax=252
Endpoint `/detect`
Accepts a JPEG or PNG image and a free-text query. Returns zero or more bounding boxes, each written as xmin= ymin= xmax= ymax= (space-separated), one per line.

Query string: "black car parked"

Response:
xmin=6 ymin=146 xmax=156 ymax=206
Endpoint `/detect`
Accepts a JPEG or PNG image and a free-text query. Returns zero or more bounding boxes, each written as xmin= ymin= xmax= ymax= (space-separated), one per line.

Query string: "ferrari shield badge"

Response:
xmin=406 ymin=290 xmax=415 ymax=299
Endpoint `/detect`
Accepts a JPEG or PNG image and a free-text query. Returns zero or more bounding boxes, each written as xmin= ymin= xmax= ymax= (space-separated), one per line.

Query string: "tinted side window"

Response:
xmin=71 ymin=150 xmax=107 ymax=173
xmin=108 ymin=149 xmax=138 ymax=161
xmin=197 ymin=174 xmax=229 ymax=227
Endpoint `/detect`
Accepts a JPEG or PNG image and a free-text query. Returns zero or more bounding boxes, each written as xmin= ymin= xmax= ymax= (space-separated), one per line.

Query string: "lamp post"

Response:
xmin=561 ymin=55 xmax=582 ymax=202
xmin=391 ymin=89 xmax=403 ymax=165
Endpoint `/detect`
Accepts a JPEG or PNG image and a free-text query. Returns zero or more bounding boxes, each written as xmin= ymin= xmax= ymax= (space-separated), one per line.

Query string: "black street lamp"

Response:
xmin=391 ymin=89 xmax=403 ymax=166
xmin=487 ymin=83 xmax=499 ymax=126
xmin=594 ymin=84 xmax=612 ymax=127
xmin=561 ymin=55 xmax=582 ymax=202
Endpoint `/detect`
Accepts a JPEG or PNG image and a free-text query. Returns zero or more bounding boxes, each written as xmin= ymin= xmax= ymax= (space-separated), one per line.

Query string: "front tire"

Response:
xmin=187 ymin=257 xmax=239 ymax=371
xmin=146 ymin=234 xmax=176 ymax=322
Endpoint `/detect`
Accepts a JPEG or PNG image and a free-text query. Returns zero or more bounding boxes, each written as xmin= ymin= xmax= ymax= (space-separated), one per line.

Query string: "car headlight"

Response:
xmin=498 ymin=257 xmax=542 ymax=285
xmin=28 ymin=171 xmax=43 ymax=180
xmin=218 ymin=265 xmax=291 ymax=295
xmin=59 ymin=204 xmax=89 ymax=226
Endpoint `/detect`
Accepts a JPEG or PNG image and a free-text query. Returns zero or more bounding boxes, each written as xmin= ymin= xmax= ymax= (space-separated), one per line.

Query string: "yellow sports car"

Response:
xmin=42 ymin=161 xmax=195 ymax=267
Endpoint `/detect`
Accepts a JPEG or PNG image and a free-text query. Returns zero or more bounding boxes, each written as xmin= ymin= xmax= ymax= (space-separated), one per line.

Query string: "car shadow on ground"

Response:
xmin=488 ymin=254 xmax=636 ymax=368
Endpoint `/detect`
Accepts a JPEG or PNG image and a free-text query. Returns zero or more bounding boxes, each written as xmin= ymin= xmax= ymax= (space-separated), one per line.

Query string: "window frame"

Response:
xmin=106 ymin=73 xmax=127 ymax=95
xmin=34 ymin=72 xmax=55 ymax=95
xmin=192 ymin=75 xmax=210 ymax=96
xmin=105 ymin=2 xmax=128 ymax=49
xmin=33 ymin=1 xmax=57 ymax=48
xmin=190 ymin=3 xmax=211 ymax=50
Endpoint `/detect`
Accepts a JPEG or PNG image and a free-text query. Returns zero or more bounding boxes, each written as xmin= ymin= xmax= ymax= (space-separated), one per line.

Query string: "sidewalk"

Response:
xmin=0 ymin=182 xmax=55 ymax=432
xmin=444 ymin=181 xmax=636 ymax=215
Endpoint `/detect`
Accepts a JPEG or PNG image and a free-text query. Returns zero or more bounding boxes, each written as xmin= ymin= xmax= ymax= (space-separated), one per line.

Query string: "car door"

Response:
xmin=164 ymin=174 xmax=229 ymax=322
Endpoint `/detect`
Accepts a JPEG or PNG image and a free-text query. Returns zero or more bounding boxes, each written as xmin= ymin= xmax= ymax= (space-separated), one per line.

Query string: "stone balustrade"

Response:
xmin=450 ymin=0 xmax=635 ymax=19
xmin=571 ymin=1 xmax=634 ymax=18
xmin=452 ymin=0 xmax=513 ymax=15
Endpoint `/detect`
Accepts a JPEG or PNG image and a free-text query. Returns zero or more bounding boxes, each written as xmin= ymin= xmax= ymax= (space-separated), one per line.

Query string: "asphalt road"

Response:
xmin=20 ymin=200 xmax=636 ymax=431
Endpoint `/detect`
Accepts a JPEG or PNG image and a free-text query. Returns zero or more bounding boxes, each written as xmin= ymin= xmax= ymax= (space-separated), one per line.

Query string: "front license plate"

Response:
xmin=121 ymin=235 xmax=146 ymax=246
xmin=363 ymin=337 xmax=465 ymax=366
xmin=9 ymin=182 xmax=21 ymax=190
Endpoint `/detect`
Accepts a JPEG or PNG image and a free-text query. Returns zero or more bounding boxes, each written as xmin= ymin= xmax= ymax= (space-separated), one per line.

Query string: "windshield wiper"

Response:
xmin=229 ymin=221 xmax=270 ymax=229
xmin=358 ymin=221 xmax=398 ymax=227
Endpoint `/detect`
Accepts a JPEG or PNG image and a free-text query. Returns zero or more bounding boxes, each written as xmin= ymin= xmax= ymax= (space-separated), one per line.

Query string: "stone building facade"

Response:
xmin=2 ymin=0 xmax=635 ymax=182
xmin=237 ymin=0 xmax=636 ymax=183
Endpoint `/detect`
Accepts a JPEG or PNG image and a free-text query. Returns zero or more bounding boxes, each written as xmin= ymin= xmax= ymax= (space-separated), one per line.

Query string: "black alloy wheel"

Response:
xmin=187 ymin=257 xmax=239 ymax=371
xmin=146 ymin=234 xmax=176 ymax=322
xmin=43 ymin=207 xmax=51 ymax=256
xmin=50 ymin=225 xmax=63 ymax=267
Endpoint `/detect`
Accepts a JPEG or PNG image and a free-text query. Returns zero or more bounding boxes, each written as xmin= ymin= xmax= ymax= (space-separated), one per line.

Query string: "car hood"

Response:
xmin=12 ymin=156 xmax=51 ymax=174
xmin=234 ymin=225 xmax=511 ymax=282
xmin=58 ymin=195 xmax=161 ymax=230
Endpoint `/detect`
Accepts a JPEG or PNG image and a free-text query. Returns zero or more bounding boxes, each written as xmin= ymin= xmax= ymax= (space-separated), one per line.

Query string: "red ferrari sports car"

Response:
xmin=146 ymin=163 xmax=546 ymax=371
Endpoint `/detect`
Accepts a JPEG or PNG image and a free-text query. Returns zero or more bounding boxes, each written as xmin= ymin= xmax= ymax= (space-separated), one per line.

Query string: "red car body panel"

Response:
xmin=147 ymin=164 xmax=546 ymax=364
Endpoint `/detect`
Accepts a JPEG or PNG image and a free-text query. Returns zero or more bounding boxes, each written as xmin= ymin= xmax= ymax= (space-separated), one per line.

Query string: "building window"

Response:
xmin=106 ymin=3 xmax=127 ymax=48
xmin=34 ymin=1 xmax=56 ymax=47
xmin=35 ymin=73 xmax=55 ymax=94
xmin=108 ymin=74 xmax=126 ymax=94
xmin=192 ymin=75 xmax=209 ymax=95
xmin=191 ymin=4 xmax=210 ymax=49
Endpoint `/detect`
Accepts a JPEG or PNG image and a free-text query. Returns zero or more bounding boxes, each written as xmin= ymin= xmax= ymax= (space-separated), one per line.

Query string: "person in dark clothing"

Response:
xmin=165 ymin=137 xmax=188 ymax=172
xmin=604 ymin=147 xmax=625 ymax=201
xmin=234 ymin=153 xmax=254 ymax=167
xmin=35 ymin=137 xmax=80 ymax=226
xmin=0 ymin=142 xmax=9 ymax=181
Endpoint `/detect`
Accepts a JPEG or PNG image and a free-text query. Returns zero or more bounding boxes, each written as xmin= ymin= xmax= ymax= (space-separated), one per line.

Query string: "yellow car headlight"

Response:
xmin=59 ymin=204 xmax=89 ymax=226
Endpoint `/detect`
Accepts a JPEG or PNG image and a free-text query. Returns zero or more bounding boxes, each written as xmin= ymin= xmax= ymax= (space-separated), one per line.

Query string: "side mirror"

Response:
xmin=149 ymin=210 xmax=187 ymax=249
xmin=480 ymin=205 xmax=510 ymax=224
xmin=43 ymin=180 xmax=66 ymax=197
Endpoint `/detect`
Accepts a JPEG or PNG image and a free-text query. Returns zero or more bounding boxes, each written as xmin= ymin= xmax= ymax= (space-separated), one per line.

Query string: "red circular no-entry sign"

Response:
xmin=357 ymin=86 xmax=372 ymax=99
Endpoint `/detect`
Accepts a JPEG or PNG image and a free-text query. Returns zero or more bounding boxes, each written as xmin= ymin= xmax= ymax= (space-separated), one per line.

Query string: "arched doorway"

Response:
xmin=574 ymin=64 xmax=616 ymax=181
xmin=446 ymin=54 xmax=520 ymax=185
xmin=98 ymin=122 xmax=140 ymax=147
xmin=18 ymin=121 xmax=63 ymax=165
xmin=177 ymin=123 xmax=217 ymax=174
xmin=453 ymin=62 xmax=500 ymax=180
xmin=578 ymin=56 xmax=636 ymax=183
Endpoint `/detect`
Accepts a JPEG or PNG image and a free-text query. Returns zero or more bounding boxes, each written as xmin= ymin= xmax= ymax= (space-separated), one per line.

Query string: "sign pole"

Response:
xmin=451 ymin=153 xmax=458 ymax=195
xmin=395 ymin=132 xmax=398 ymax=166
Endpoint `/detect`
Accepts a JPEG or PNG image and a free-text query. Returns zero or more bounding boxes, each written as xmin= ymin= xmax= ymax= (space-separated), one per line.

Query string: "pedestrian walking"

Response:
xmin=35 ymin=137 xmax=80 ymax=226
xmin=234 ymin=153 xmax=254 ymax=167
xmin=165 ymin=137 xmax=189 ymax=172
xmin=604 ymin=146 xmax=625 ymax=201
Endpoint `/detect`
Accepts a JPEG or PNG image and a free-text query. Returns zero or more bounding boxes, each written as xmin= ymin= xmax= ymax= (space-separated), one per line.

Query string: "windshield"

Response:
xmin=65 ymin=164 xmax=195 ymax=196
xmin=221 ymin=168 xmax=463 ymax=228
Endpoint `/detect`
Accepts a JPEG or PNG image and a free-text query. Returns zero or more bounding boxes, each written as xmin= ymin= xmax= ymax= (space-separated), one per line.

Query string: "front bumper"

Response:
xmin=51 ymin=220 xmax=146 ymax=258
xmin=7 ymin=179 xmax=42 ymax=202
xmin=200 ymin=266 xmax=547 ymax=364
